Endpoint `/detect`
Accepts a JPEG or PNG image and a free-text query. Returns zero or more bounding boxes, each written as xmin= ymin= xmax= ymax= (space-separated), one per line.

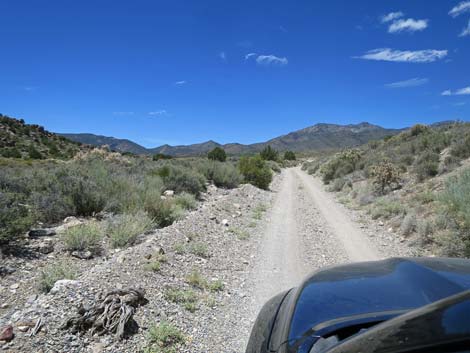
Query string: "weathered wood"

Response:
xmin=61 ymin=288 xmax=146 ymax=340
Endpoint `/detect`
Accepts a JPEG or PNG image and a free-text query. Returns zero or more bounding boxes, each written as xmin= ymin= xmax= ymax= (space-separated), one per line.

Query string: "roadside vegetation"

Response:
xmin=304 ymin=122 xmax=470 ymax=257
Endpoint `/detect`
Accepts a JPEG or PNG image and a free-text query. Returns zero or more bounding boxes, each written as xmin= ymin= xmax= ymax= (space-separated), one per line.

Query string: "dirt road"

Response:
xmin=249 ymin=167 xmax=381 ymax=313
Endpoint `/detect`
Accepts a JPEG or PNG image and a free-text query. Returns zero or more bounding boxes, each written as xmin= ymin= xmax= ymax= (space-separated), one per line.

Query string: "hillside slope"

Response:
xmin=0 ymin=115 xmax=86 ymax=159
xmin=59 ymin=133 xmax=149 ymax=155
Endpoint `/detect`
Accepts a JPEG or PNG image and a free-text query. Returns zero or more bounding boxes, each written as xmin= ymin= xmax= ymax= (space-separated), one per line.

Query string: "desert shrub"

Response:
xmin=451 ymin=134 xmax=470 ymax=159
xmin=198 ymin=161 xmax=241 ymax=189
xmin=434 ymin=231 xmax=468 ymax=257
xmin=438 ymin=155 xmax=460 ymax=175
xmin=331 ymin=178 xmax=346 ymax=192
xmin=38 ymin=262 xmax=77 ymax=293
xmin=208 ymin=279 xmax=224 ymax=292
xmin=260 ymin=145 xmax=279 ymax=161
xmin=370 ymin=198 xmax=406 ymax=220
xmin=283 ymin=151 xmax=296 ymax=161
xmin=207 ymin=147 xmax=227 ymax=162
xmin=417 ymin=219 xmax=434 ymax=239
xmin=320 ymin=149 xmax=362 ymax=184
xmin=161 ymin=166 xmax=206 ymax=196
xmin=186 ymin=270 xmax=207 ymax=289
xmin=152 ymin=153 xmax=172 ymax=161
xmin=370 ymin=162 xmax=401 ymax=194
xmin=440 ymin=169 xmax=470 ymax=230
xmin=409 ymin=124 xmax=429 ymax=137
xmin=60 ymin=221 xmax=103 ymax=254
xmin=414 ymin=151 xmax=439 ymax=181
xmin=267 ymin=161 xmax=281 ymax=173
xmin=188 ymin=242 xmax=209 ymax=258
xmin=174 ymin=192 xmax=197 ymax=210
xmin=164 ymin=288 xmax=198 ymax=312
xmin=28 ymin=145 xmax=43 ymax=159
xmin=238 ymin=156 xmax=272 ymax=190
xmin=354 ymin=183 xmax=376 ymax=206
xmin=145 ymin=322 xmax=185 ymax=353
xmin=400 ymin=213 xmax=417 ymax=235
xmin=106 ymin=211 xmax=154 ymax=248
xmin=0 ymin=192 xmax=34 ymax=245
xmin=145 ymin=199 xmax=184 ymax=228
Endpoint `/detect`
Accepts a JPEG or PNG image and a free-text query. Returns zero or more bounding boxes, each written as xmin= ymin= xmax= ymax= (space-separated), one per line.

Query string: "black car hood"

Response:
xmin=285 ymin=257 xmax=470 ymax=351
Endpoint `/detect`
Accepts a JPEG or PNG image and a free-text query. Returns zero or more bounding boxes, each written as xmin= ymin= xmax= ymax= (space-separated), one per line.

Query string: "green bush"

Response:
xmin=320 ymin=149 xmax=362 ymax=184
xmin=174 ymin=192 xmax=197 ymax=210
xmin=440 ymin=169 xmax=470 ymax=231
xmin=145 ymin=322 xmax=185 ymax=353
xmin=152 ymin=153 xmax=172 ymax=161
xmin=414 ymin=151 xmax=439 ymax=181
xmin=28 ymin=145 xmax=43 ymax=159
xmin=451 ymin=134 xmax=470 ymax=159
xmin=207 ymin=147 xmax=227 ymax=162
xmin=267 ymin=161 xmax=281 ymax=173
xmin=162 ymin=166 xmax=206 ymax=196
xmin=370 ymin=162 xmax=401 ymax=194
xmin=106 ymin=212 xmax=154 ymax=248
xmin=0 ymin=192 xmax=33 ymax=245
xmin=283 ymin=151 xmax=296 ymax=161
xmin=198 ymin=161 xmax=241 ymax=188
xmin=38 ymin=262 xmax=77 ymax=293
xmin=238 ymin=156 xmax=272 ymax=190
xmin=145 ymin=199 xmax=184 ymax=228
xmin=60 ymin=221 xmax=103 ymax=254
xmin=260 ymin=145 xmax=279 ymax=161
xmin=409 ymin=124 xmax=429 ymax=137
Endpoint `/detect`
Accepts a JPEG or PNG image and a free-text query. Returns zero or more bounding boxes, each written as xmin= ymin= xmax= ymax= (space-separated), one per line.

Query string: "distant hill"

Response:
xmin=62 ymin=122 xmax=402 ymax=157
xmin=0 ymin=114 xmax=86 ymax=159
xmin=59 ymin=133 xmax=149 ymax=155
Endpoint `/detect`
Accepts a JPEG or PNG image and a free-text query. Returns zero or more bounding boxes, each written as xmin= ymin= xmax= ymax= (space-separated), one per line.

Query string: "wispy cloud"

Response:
xmin=453 ymin=102 xmax=467 ymax=106
xmin=381 ymin=12 xmax=404 ymax=23
xmin=245 ymin=53 xmax=288 ymax=66
xmin=442 ymin=86 xmax=470 ymax=96
xmin=460 ymin=20 xmax=470 ymax=37
xmin=385 ymin=77 xmax=429 ymax=88
xmin=219 ymin=51 xmax=226 ymax=60
xmin=148 ymin=110 xmax=168 ymax=117
xmin=174 ymin=80 xmax=187 ymax=86
xmin=388 ymin=18 xmax=428 ymax=33
xmin=449 ymin=1 xmax=470 ymax=17
xmin=113 ymin=111 xmax=135 ymax=116
xmin=356 ymin=48 xmax=448 ymax=63
xmin=22 ymin=86 xmax=37 ymax=91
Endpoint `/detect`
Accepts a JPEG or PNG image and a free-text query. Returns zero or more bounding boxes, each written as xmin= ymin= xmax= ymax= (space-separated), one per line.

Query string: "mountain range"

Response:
xmin=60 ymin=122 xmax=402 ymax=156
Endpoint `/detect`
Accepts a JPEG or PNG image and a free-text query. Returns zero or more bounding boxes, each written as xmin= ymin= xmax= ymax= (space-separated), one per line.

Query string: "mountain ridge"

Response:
xmin=60 ymin=122 xmax=403 ymax=156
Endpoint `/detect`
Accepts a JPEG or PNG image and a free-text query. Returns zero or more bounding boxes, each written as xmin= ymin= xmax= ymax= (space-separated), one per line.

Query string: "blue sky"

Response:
xmin=0 ymin=0 xmax=469 ymax=147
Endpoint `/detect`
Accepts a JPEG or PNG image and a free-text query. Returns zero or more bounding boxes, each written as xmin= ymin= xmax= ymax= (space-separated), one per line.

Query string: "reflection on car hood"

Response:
xmin=288 ymin=257 xmax=470 ymax=343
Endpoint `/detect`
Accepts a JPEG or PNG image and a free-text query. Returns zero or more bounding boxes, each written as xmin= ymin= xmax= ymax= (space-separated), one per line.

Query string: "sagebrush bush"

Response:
xmin=198 ymin=161 xmax=241 ymax=188
xmin=370 ymin=198 xmax=406 ymax=220
xmin=38 ymin=262 xmax=77 ymax=293
xmin=238 ymin=156 xmax=272 ymax=190
xmin=440 ymin=169 xmax=470 ymax=230
xmin=414 ymin=151 xmax=439 ymax=181
xmin=320 ymin=149 xmax=362 ymax=184
xmin=61 ymin=221 xmax=103 ymax=254
xmin=267 ymin=161 xmax=281 ymax=173
xmin=106 ymin=211 xmax=154 ymax=248
xmin=400 ymin=213 xmax=417 ymax=236
xmin=174 ymin=192 xmax=197 ymax=210
xmin=145 ymin=198 xmax=184 ymax=228
xmin=283 ymin=151 xmax=296 ymax=161
xmin=161 ymin=166 xmax=206 ymax=196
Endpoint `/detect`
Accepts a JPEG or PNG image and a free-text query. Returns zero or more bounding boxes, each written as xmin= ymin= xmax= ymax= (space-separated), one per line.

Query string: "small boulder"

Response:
xmin=0 ymin=325 xmax=14 ymax=342
xmin=163 ymin=190 xmax=174 ymax=197
xmin=36 ymin=241 xmax=54 ymax=254
xmin=221 ymin=219 xmax=229 ymax=227
xmin=71 ymin=250 xmax=93 ymax=260
xmin=50 ymin=279 xmax=80 ymax=295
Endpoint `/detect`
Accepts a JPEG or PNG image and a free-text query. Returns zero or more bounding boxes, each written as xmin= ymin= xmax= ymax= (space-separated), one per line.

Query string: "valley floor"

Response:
xmin=0 ymin=167 xmax=412 ymax=353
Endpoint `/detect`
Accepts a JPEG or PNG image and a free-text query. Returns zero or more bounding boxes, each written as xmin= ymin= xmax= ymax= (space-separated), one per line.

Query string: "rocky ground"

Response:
xmin=0 ymin=182 xmax=274 ymax=352
xmin=0 ymin=167 xmax=413 ymax=353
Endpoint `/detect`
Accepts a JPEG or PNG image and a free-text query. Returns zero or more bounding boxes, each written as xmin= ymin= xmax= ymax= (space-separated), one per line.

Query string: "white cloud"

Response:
xmin=356 ymin=48 xmax=448 ymax=63
xmin=219 ymin=51 xmax=226 ymax=60
xmin=449 ymin=1 xmax=470 ymax=17
xmin=460 ymin=20 xmax=470 ymax=37
xmin=442 ymin=86 xmax=470 ymax=95
xmin=113 ymin=111 xmax=135 ymax=116
xmin=388 ymin=18 xmax=428 ymax=33
xmin=174 ymin=80 xmax=187 ymax=86
xmin=385 ymin=78 xmax=429 ymax=88
xmin=381 ymin=12 xmax=404 ymax=23
xmin=148 ymin=110 xmax=168 ymax=116
xmin=245 ymin=53 xmax=257 ymax=60
xmin=245 ymin=53 xmax=288 ymax=66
